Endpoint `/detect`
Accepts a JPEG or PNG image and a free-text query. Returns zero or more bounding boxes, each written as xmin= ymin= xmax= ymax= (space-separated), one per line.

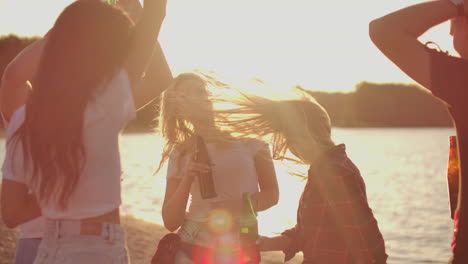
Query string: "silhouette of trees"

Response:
xmin=0 ymin=34 xmax=40 ymax=80
xmin=0 ymin=35 xmax=453 ymax=131
xmin=299 ymin=81 xmax=452 ymax=127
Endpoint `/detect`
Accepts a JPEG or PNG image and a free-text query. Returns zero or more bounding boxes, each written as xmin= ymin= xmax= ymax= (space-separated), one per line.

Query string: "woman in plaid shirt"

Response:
xmin=222 ymin=90 xmax=388 ymax=264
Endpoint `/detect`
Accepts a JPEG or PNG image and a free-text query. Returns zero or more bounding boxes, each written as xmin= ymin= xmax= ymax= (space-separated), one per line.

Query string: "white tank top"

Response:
xmin=2 ymin=69 xmax=136 ymax=220
xmin=166 ymin=139 xmax=266 ymax=222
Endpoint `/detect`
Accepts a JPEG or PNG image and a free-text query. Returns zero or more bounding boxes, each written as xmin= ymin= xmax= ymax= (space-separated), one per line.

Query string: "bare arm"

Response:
xmin=133 ymin=42 xmax=173 ymax=110
xmin=116 ymin=0 xmax=143 ymax=22
xmin=0 ymin=38 xmax=46 ymax=122
xmin=258 ymin=235 xmax=292 ymax=251
xmin=251 ymin=145 xmax=279 ymax=212
xmin=258 ymin=230 xmax=300 ymax=262
xmin=162 ymin=160 xmax=203 ymax=232
xmin=369 ymin=0 xmax=458 ymax=89
xmin=161 ymin=178 xmax=191 ymax=232
xmin=123 ymin=0 xmax=172 ymax=109
xmin=1 ymin=179 xmax=41 ymax=228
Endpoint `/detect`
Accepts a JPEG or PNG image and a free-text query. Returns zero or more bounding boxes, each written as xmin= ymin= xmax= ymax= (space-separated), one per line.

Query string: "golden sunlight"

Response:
xmin=1 ymin=0 xmax=456 ymax=92
xmin=0 ymin=1 xmax=461 ymax=264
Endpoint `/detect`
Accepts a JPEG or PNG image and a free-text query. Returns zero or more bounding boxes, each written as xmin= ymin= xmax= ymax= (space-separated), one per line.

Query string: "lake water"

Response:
xmin=0 ymin=128 xmax=457 ymax=263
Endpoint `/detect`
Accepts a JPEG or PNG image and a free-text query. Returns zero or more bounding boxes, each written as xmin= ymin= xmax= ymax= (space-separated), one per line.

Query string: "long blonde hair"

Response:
xmin=219 ymin=88 xmax=335 ymax=165
xmin=156 ymin=71 xmax=232 ymax=173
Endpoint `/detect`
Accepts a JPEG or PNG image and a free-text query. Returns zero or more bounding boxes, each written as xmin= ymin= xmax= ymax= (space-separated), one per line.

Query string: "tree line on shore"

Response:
xmin=0 ymin=34 xmax=453 ymax=131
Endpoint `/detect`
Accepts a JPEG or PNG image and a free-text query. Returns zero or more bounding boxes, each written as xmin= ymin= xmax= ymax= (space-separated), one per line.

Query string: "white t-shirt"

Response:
xmin=2 ymin=69 xmax=136 ymax=221
xmin=167 ymin=139 xmax=266 ymax=222
xmin=1 ymin=108 xmax=44 ymax=239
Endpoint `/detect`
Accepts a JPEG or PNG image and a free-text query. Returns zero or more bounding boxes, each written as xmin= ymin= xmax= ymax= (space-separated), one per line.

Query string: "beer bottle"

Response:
xmin=239 ymin=192 xmax=260 ymax=264
xmin=447 ymin=136 xmax=460 ymax=219
xmin=194 ymin=136 xmax=217 ymax=199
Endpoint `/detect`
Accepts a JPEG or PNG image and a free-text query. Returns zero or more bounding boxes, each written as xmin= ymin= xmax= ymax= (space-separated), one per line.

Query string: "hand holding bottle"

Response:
xmin=192 ymin=136 xmax=217 ymax=199
xmin=240 ymin=192 xmax=260 ymax=264
xmin=186 ymin=161 xmax=211 ymax=184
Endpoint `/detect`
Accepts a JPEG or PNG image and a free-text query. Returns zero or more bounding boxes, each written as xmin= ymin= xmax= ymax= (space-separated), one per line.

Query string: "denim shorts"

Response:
xmin=33 ymin=219 xmax=129 ymax=264
xmin=15 ymin=238 xmax=42 ymax=264
xmin=176 ymin=220 xmax=242 ymax=264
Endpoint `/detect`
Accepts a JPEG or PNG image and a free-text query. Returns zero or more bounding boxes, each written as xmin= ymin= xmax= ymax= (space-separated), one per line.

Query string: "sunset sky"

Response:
xmin=0 ymin=0 xmax=457 ymax=92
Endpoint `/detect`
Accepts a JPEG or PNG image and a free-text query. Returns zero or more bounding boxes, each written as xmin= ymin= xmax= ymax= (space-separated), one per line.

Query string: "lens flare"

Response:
xmin=207 ymin=208 xmax=233 ymax=234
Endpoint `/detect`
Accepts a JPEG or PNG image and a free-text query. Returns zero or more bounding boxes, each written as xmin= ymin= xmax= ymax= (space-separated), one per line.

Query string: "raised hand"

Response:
xmin=186 ymin=161 xmax=211 ymax=184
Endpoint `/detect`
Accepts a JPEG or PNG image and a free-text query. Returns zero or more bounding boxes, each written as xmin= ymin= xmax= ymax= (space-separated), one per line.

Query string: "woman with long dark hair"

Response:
xmin=0 ymin=0 xmax=171 ymax=263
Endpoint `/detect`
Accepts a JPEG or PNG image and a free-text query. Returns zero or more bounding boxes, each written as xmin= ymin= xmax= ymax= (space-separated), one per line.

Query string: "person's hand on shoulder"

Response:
xmin=186 ymin=161 xmax=209 ymax=185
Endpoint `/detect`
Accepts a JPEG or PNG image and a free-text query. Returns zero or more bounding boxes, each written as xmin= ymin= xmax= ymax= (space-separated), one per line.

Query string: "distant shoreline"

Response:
xmin=0 ymin=125 xmax=455 ymax=140
xmin=0 ymin=34 xmax=455 ymax=130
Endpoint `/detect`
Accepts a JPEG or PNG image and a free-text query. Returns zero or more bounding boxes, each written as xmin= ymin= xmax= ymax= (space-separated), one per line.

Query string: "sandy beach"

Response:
xmin=0 ymin=190 xmax=299 ymax=264
xmin=0 ymin=215 xmax=297 ymax=264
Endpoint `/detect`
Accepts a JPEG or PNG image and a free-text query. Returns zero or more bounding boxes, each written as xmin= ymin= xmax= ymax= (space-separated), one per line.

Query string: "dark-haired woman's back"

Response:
xmin=0 ymin=0 xmax=171 ymax=263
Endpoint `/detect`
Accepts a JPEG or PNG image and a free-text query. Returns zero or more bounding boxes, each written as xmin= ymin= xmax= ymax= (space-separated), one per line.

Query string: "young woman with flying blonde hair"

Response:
xmin=158 ymin=72 xmax=279 ymax=263
xmin=219 ymin=89 xmax=388 ymax=264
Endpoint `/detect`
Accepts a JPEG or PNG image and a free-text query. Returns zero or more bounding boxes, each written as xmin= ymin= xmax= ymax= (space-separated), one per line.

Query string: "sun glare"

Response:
xmin=1 ymin=0 xmax=456 ymax=92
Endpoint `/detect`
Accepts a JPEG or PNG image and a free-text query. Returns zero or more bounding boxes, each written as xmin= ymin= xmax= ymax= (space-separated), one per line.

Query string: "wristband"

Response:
xmin=450 ymin=0 xmax=465 ymax=16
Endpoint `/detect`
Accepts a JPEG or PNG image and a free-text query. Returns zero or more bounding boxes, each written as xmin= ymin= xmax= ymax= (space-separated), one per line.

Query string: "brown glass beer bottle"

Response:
xmin=447 ymin=136 xmax=460 ymax=219
xmin=194 ymin=136 xmax=217 ymax=199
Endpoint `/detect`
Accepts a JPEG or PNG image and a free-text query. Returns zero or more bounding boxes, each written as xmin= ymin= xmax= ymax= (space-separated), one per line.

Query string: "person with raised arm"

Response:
xmin=369 ymin=1 xmax=468 ymax=263
xmin=0 ymin=0 xmax=171 ymax=263
xmin=0 ymin=37 xmax=46 ymax=264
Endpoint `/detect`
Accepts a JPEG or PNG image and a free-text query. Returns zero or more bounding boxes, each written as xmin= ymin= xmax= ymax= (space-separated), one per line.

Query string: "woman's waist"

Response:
xmin=188 ymin=196 xmax=248 ymax=220
xmin=178 ymin=219 xmax=242 ymax=247
xmin=44 ymin=208 xmax=121 ymax=237
xmin=41 ymin=198 xmax=121 ymax=219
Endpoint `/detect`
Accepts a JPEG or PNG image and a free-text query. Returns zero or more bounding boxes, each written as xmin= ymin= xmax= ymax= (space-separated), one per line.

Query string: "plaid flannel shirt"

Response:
xmin=281 ymin=144 xmax=387 ymax=264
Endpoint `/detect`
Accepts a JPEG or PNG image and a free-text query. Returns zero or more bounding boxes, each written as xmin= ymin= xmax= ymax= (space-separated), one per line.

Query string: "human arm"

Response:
xmin=161 ymin=153 xmax=209 ymax=232
xmin=117 ymin=0 xmax=173 ymax=110
xmin=251 ymin=144 xmax=279 ymax=212
xmin=123 ymin=0 xmax=173 ymax=109
xmin=258 ymin=227 xmax=301 ymax=262
xmin=369 ymin=0 xmax=458 ymax=89
xmin=161 ymin=177 xmax=192 ymax=232
xmin=116 ymin=0 xmax=143 ymax=22
xmin=133 ymin=42 xmax=173 ymax=110
xmin=0 ymin=38 xmax=46 ymax=122
xmin=257 ymin=235 xmax=293 ymax=251
xmin=1 ymin=179 xmax=41 ymax=228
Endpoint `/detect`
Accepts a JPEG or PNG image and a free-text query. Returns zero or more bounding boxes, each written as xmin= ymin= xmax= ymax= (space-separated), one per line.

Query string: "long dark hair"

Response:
xmin=11 ymin=0 xmax=133 ymax=209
